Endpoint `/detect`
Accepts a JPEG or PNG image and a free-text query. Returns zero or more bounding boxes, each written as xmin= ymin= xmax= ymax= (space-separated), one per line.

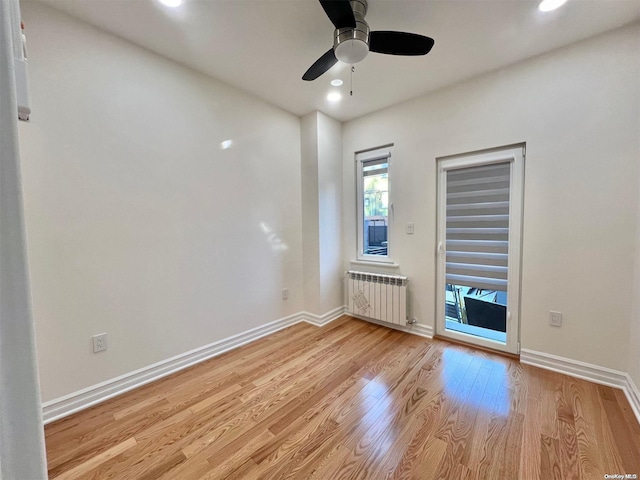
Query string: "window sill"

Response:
xmin=350 ymin=259 xmax=400 ymax=268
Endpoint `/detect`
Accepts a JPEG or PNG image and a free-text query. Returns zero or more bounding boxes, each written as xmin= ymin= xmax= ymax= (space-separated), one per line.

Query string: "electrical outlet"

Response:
xmin=92 ymin=333 xmax=108 ymax=353
xmin=282 ymin=288 xmax=289 ymax=300
xmin=549 ymin=311 xmax=563 ymax=327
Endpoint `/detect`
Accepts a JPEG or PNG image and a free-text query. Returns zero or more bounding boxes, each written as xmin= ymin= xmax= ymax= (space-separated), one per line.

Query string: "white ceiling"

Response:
xmin=35 ymin=0 xmax=640 ymax=121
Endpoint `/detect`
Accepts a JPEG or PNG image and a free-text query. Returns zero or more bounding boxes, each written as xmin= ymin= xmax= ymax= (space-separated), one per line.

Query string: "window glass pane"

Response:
xmin=362 ymin=160 xmax=388 ymax=256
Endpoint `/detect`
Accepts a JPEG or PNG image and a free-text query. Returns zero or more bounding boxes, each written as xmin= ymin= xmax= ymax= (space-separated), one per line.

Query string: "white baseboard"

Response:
xmin=346 ymin=311 xmax=434 ymax=338
xmin=44 ymin=310 xmax=313 ymax=424
xmin=303 ymin=305 xmax=347 ymax=326
xmin=624 ymin=373 xmax=640 ymax=425
xmin=411 ymin=322 xmax=435 ymax=338
xmin=520 ymin=349 xmax=628 ymax=388
xmin=48 ymin=312 xmax=639 ymax=428
xmin=521 ymin=348 xmax=640 ymax=425
xmin=42 ymin=308 xmax=350 ymax=424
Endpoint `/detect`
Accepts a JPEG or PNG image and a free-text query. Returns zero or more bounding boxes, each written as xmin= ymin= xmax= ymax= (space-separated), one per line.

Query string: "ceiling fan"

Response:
xmin=302 ymin=0 xmax=435 ymax=81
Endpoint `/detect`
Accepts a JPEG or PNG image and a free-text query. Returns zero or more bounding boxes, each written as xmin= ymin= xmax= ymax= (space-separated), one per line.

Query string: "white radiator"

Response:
xmin=346 ymin=270 xmax=408 ymax=326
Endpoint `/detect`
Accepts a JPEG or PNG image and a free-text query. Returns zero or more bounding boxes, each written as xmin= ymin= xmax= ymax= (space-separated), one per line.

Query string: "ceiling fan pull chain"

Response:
xmin=350 ymin=65 xmax=354 ymax=96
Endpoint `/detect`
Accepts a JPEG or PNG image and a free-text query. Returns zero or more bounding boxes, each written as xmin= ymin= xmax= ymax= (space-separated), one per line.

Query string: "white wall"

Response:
xmin=631 ymin=213 xmax=640 ymax=392
xmin=301 ymin=111 xmax=343 ymax=315
xmin=342 ymin=23 xmax=640 ymax=371
xmin=630 ymin=106 xmax=640 ymax=390
xmin=317 ymin=113 xmax=343 ymax=313
xmin=18 ymin=2 xmax=304 ymax=402
xmin=301 ymin=113 xmax=321 ymax=314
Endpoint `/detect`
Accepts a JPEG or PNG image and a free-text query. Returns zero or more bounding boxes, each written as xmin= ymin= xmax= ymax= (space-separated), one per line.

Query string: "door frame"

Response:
xmin=435 ymin=145 xmax=525 ymax=355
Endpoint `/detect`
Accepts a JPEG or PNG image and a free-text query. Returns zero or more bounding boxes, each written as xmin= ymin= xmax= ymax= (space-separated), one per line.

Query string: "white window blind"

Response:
xmin=445 ymin=163 xmax=510 ymax=290
xmin=362 ymin=157 xmax=389 ymax=176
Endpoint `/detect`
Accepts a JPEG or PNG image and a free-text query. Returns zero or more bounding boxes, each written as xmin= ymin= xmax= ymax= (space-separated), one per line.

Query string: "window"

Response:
xmin=356 ymin=146 xmax=392 ymax=261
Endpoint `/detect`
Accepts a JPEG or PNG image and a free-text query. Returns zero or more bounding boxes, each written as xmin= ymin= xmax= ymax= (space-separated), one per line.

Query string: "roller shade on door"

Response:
xmin=445 ymin=163 xmax=510 ymax=291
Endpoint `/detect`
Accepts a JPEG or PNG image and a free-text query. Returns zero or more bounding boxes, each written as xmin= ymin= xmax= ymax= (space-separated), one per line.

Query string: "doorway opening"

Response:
xmin=436 ymin=145 xmax=524 ymax=354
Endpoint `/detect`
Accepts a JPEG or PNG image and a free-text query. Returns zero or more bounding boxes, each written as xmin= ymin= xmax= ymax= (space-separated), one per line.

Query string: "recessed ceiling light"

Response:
xmin=538 ymin=0 xmax=567 ymax=12
xmin=220 ymin=139 xmax=233 ymax=150
xmin=158 ymin=0 xmax=182 ymax=8
xmin=327 ymin=92 xmax=342 ymax=102
xmin=330 ymin=79 xmax=343 ymax=87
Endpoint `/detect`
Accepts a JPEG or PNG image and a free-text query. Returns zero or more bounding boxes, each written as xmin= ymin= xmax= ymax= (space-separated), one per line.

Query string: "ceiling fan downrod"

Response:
xmin=334 ymin=0 xmax=369 ymax=65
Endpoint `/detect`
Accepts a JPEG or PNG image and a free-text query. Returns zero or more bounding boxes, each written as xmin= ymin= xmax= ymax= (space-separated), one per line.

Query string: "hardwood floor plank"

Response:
xmin=230 ymin=342 xmax=404 ymax=478
xmin=249 ymin=320 xmax=373 ymax=388
xmin=47 ymin=397 xmax=176 ymax=478
xmin=454 ymin=359 xmax=493 ymax=468
xmin=613 ymin=388 xmax=640 ymax=446
xmin=519 ymin=364 xmax=544 ymax=479
xmin=566 ymin=377 xmax=603 ymax=480
xmin=156 ymin=455 xmax=214 ymax=480
xmin=361 ymin=387 xmax=436 ymax=478
xmin=134 ymin=451 xmax=188 ymax=480
xmin=485 ymin=412 xmax=524 ymax=479
xmin=538 ymin=369 xmax=562 ymax=439
xmin=520 ymin=397 xmax=543 ymax=479
xmin=433 ymin=443 xmax=461 ymax=480
xmin=53 ymin=437 xmax=137 ymax=480
xmin=248 ymin=377 xmax=370 ymax=467
xmin=327 ymin=343 xmax=449 ymax=478
xmin=45 ymin=316 xmax=640 ymax=480
xmin=540 ymin=434 xmax=564 ymax=480
xmin=599 ymin=385 xmax=640 ymax=473
xmin=91 ymin=325 xmax=376 ymax=479
xmin=252 ymin=335 xmax=433 ymax=479
xmin=404 ymin=437 xmax=447 ymax=480
xmin=464 ymin=356 xmax=508 ymax=475
xmin=548 ymin=379 xmax=579 ymax=479
xmin=384 ymin=387 xmax=447 ymax=480
xmin=433 ymin=351 xmax=483 ymax=450
xmin=204 ymin=429 xmax=275 ymax=479
xmin=502 ymin=411 xmax=525 ymax=477
xmin=595 ymin=385 xmax=629 ymax=473
xmin=220 ymin=458 xmax=260 ymax=480
xmin=307 ymin=445 xmax=352 ymax=480
xmin=192 ymin=328 xmax=397 ymax=468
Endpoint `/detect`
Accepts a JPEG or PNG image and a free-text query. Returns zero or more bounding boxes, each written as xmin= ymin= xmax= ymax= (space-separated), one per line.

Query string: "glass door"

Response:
xmin=436 ymin=146 xmax=524 ymax=355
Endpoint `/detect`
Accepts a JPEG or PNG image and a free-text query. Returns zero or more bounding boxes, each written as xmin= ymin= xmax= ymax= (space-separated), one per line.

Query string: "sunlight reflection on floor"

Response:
xmin=441 ymin=346 xmax=511 ymax=417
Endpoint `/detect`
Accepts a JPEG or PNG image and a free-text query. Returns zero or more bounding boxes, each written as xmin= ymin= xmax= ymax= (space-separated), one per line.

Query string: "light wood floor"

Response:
xmin=45 ymin=316 xmax=640 ymax=479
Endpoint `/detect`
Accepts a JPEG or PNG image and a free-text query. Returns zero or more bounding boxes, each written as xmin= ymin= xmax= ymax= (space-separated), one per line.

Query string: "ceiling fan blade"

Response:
xmin=302 ymin=48 xmax=338 ymax=81
xmin=319 ymin=0 xmax=356 ymax=29
xmin=369 ymin=31 xmax=435 ymax=56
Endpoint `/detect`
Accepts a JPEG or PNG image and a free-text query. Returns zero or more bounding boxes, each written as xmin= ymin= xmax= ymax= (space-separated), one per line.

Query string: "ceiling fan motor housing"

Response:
xmin=334 ymin=0 xmax=369 ymax=64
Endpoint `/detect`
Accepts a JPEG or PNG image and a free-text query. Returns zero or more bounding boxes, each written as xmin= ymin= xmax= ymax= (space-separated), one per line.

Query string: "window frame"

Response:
xmin=356 ymin=146 xmax=394 ymax=263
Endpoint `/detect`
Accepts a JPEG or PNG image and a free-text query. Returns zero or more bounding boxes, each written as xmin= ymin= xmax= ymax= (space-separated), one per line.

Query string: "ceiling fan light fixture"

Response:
xmin=334 ymin=38 xmax=369 ymax=64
